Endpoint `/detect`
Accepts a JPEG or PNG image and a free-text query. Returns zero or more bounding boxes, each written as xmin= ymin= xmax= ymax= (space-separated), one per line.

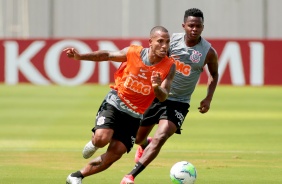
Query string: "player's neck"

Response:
xmin=148 ymin=51 xmax=162 ymax=65
xmin=185 ymin=36 xmax=201 ymax=47
xmin=148 ymin=56 xmax=162 ymax=65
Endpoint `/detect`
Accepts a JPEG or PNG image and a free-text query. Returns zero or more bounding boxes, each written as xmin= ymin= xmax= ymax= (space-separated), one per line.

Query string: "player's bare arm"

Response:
xmin=198 ymin=47 xmax=218 ymax=113
xmin=152 ymin=63 xmax=176 ymax=102
xmin=63 ymin=47 xmax=128 ymax=62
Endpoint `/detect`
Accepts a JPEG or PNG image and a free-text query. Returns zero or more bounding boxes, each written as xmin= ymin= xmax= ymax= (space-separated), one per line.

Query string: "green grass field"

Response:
xmin=0 ymin=84 xmax=281 ymax=184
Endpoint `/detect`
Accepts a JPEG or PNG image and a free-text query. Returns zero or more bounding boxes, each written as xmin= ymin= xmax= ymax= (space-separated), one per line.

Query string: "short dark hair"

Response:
xmin=184 ymin=8 xmax=204 ymax=22
xmin=150 ymin=26 xmax=169 ymax=37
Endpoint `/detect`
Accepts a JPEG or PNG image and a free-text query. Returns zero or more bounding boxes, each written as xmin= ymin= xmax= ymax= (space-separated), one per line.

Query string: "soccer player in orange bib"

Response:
xmin=64 ymin=26 xmax=176 ymax=184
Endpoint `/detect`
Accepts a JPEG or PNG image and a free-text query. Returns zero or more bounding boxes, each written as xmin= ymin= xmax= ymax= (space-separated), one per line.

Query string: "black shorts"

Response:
xmin=92 ymin=101 xmax=140 ymax=153
xmin=140 ymin=99 xmax=190 ymax=134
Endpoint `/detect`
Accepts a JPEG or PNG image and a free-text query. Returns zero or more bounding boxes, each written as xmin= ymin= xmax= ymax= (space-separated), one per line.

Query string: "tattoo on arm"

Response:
xmin=81 ymin=51 xmax=110 ymax=61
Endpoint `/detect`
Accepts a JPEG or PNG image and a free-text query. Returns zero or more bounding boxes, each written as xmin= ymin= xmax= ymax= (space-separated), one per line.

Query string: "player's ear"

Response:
xmin=149 ymin=38 xmax=152 ymax=47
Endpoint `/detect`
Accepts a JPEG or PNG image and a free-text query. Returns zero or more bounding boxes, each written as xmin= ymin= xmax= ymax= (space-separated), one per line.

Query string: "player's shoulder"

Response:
xmin=127 ymin=45 xmax=144 ymax=54
xmin=209 ymin=45 xmax=217 ymax=52
xmin=171 ymin=33 xmax=185 ymax=40
xmin=206 ymin=46 xmax=218 ymax=60
xmin=200 ymin=37 xmax=211 ymax=46
xmin=199 ymin=37 xmax=215 ymax=55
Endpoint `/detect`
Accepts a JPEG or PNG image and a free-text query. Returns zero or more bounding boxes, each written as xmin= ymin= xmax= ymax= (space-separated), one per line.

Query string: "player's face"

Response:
xmin=182 ymin=16 xmax=204 ymax=41
xmin=149 ymin=31 xmax=170 ymax=58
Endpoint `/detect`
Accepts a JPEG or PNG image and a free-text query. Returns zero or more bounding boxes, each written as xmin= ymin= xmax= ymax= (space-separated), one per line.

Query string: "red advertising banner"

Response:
xmin=0 ymin=39 xmax=281 ymax=86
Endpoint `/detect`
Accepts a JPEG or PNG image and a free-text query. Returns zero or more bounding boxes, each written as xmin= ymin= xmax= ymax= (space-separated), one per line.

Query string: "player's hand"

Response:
xmin=63 ymin=48 xmax=81 ymax=60
xmin=198 ymin=99 xmax=210 ymax=114
xmin=151 ymin=71 xmax=161 ymax=88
